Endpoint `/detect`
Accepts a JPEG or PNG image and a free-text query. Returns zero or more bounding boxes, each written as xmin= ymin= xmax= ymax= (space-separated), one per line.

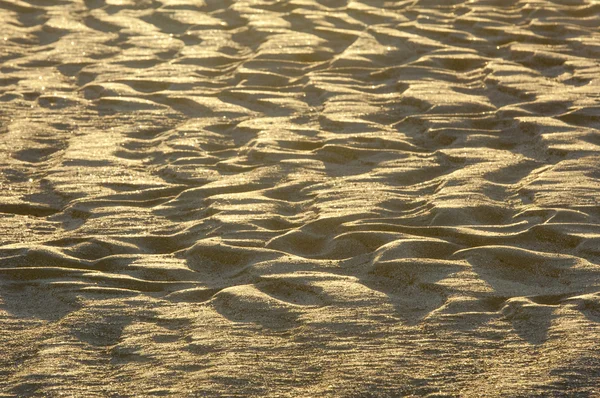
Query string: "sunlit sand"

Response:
xmin=1 ymin=0 xmax=600 ymax=396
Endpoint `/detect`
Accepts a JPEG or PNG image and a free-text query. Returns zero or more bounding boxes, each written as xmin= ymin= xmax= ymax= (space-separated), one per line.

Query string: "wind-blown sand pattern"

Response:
xmin=1 ymin=0 xmax=600 ymax=396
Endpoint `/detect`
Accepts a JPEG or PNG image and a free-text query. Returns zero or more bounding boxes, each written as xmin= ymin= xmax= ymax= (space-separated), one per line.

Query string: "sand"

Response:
xmin=1 ymin=0 xmax=600 ymax=396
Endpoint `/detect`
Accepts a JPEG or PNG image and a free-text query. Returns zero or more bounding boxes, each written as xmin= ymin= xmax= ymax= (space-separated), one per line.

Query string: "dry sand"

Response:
xmin=1 ymin=0 xmax=600 ymax=396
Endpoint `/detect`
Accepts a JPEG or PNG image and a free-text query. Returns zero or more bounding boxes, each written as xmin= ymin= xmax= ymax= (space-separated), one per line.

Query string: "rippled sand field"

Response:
xmin=1 ymin=0 xmax=600 ymax=396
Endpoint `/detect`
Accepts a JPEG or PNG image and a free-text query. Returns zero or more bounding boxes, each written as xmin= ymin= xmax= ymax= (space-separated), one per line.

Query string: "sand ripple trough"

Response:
xmin=1 ymin=0 xmax=600 ymax=395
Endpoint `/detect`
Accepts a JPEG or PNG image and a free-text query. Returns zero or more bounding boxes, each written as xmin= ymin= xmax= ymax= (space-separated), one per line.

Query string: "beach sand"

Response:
xmin=1 ymin=0 xmax=600 ymax=396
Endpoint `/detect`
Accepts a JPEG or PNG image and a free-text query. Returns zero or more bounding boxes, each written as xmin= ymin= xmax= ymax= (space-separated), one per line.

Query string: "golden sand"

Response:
xmin=1 ymin=0 xmax=600 ymax=396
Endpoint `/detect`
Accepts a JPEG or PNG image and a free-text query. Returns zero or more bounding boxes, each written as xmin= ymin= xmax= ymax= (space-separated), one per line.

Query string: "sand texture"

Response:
xmin=2 ymin=0 xmax=600 ymax=396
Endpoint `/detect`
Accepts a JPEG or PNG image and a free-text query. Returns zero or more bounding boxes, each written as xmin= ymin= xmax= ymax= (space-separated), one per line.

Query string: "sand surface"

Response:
xmin=1 ymin=0 xmax=600 ymax=396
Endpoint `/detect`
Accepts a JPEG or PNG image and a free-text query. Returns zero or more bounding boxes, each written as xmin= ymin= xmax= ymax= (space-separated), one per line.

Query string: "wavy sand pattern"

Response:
xmin=1 ymin=0 xmax=600 ymax=396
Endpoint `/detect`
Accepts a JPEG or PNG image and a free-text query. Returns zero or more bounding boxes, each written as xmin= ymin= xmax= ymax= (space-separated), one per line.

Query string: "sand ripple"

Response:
xmin=2 ymin=0 xmax=600 ymax=395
